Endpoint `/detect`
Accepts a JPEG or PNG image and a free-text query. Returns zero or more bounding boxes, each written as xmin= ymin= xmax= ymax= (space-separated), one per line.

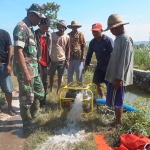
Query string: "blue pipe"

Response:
xmin=95 ymin=98 xmax=137 ymax=112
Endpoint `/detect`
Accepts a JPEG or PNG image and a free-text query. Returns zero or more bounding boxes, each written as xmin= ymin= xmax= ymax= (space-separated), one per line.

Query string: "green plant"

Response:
xmin=0 ymin=89 xmax=6 ymax=106
xmin=43 ymin=2 xmax=60 ymax=30
xmin=134 ymin=47 xmax=150 ymax=70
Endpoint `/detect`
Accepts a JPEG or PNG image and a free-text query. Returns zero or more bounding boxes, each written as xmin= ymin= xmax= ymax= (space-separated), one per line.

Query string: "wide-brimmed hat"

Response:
xmin=104 ymin=14 xmax=129 ymax=31
xmin=67 ymin=20 xmax=82 ymax=29
xmin=56 ymin=20 xmax=67 ymax=29
xmin=26 ymin=3 xmax=46 ymax=18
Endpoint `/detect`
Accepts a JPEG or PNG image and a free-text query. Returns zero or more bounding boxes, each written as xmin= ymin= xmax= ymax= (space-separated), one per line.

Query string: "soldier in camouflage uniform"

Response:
xmin=13 ymin=3 xmax=45 ymax=129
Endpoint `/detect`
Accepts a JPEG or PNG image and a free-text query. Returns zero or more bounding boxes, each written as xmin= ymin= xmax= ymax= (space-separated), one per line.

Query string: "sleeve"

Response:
xmin=5 ymin=32 xmax=12 ymax=46
xmin=13 ymin=24 xmax=27 ymax=48
xmin=116 ymin=38 xmax=133 ymax=80
xmin=48 ymin=32 xmax=52 ymax=56
xmin=85 ymin=40 xmax=94 ymax=66
xmin=80 ymin=33 xmax=86 ymax=47
xmin=66 ymin=36 xmax=70 ymax=48
xmin=107 ymin=38 xmax=114 ymax=53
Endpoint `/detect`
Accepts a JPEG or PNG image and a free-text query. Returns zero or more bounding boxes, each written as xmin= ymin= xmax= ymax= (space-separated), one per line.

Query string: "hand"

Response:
xmin=24 ymin=72 xmax=31 ymax=86
xmin=6 ymin=65 xmax=12 ymax=74
xmin=81 ymin=56 xmax=85 ymax=62
xmin=47 ymin=62 xmax=51 ymax=69
xmin=113 ymin=79 xmax=123 ymax=89
xmin=83 ymin=66 xmax=88 ymax=74
xmin=66 ymin=61 xmax=69 ymax=69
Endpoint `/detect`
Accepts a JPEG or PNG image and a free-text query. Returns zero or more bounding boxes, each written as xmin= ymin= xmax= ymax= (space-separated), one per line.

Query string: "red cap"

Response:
xmin=91 ymin=23 xmax=103 ymax=31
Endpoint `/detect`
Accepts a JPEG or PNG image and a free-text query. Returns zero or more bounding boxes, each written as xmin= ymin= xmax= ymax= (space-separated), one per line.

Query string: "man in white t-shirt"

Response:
xmin=48 ymin=20 xmax=70 ymax=94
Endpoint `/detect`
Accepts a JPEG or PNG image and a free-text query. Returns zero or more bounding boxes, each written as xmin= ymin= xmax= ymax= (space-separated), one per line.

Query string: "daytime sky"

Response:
xmin=1 ymin=0 xmax=150 ymax=42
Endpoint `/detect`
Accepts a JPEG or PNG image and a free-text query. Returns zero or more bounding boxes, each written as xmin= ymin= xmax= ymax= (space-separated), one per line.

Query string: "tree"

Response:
xmin=43 ymin=2 xmax=60 ymax=30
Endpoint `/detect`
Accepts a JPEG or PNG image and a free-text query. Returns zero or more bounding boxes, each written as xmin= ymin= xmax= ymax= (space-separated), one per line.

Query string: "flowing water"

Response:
xmin=38 ymin=93 xmax=90 ymax=150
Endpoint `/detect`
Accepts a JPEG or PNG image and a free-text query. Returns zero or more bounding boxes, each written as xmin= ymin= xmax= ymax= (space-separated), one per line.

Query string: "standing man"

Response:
xmin=48 ymin=20 xmax=70 ymax=94
xmin=35 ymin=18 xmax=52 ymax=108
xmin=83 ymin=23 xmax=113 ymax=98
xmin=0 ymin=29 xmax=16 ymax=116
xmin=67 ymin=20 xmax=86 ymax=83
xmin=104 ymin=14 xmax=134 ymax=125
xmin=13 ymin=3 xmax=45 ymax=129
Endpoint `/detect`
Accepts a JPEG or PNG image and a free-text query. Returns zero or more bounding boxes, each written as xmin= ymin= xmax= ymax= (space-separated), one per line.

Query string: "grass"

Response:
xmin=0 ymin=71 xmax=149 ymax=149
xmin=86 ymin=45 xmax=150 ymax=70
xmin=134 ymin=46 xmax=150 ymax=70
xmin=0 ymin=89 xmax=6 ymax=106
xmin=24 ymin=71 xmax=150 ymax=150
xmin=20 ymin=46 xmax=150 ymax=149
xmin=1 ymin=49 xmax=150 ymax=149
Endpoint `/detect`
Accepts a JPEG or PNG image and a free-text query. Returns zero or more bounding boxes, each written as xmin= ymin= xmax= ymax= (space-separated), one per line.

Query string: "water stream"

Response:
xmin=38 ymin=93 xmax=90 ymax=150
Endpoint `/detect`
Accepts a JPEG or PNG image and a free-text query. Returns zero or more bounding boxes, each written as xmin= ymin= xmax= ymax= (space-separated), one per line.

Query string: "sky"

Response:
xmin=1 ymin=0 xmax=150 ymax=42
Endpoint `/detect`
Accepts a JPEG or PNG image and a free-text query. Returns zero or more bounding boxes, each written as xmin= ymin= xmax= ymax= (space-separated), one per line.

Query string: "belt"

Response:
xmin=0 ymin=61 xmax=6 ymax=65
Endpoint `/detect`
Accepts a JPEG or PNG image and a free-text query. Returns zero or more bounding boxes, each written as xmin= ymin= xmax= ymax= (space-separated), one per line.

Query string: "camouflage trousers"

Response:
xmin=17 ymin=72 xmax=44 ymax=108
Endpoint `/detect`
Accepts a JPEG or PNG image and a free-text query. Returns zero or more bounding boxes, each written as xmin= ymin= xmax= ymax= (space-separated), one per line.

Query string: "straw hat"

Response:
xmin=104 ymin=14 xmax=129 ymax=31
xmin=67 ymin=20 xmax=82 ymax=29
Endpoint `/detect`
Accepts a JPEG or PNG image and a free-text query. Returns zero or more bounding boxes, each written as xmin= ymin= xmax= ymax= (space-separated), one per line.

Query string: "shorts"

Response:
xmin=106 ymin=82 xmax=125 ymax=108
xmin=93 ymin=66 xmax=107 ymax=84
xmin=48 ymin=61 xmax=65 ymax=76
xmin=0 ymin=64 xmax=13 ymax=93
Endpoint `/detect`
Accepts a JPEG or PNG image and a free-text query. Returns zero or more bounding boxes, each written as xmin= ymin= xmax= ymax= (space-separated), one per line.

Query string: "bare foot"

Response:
xmin=101 ymin=95 xmax=106 ymax=99
xmin=57 ymin=89 xmax=60 ymax=95
xmin=50 ymin=88 xmax=52 ymax=92
xmin=8 ymin=107 xmax=16 ymax=116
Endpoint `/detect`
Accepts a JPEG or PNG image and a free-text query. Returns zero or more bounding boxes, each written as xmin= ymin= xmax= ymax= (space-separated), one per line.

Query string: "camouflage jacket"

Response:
xmin=13 ymin=17 xmax=38 ymax=77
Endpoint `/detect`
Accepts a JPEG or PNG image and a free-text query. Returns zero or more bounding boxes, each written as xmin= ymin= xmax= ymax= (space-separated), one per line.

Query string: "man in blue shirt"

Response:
xmin=83 ymin=23 xmax=113 ymax=98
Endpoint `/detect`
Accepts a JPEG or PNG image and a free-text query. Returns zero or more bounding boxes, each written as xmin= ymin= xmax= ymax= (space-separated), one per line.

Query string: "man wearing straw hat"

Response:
xmin=67 ymin=21 xmax=86 ymax=84
xmin=13 ymin=3 xmax=45 ymax=129
xmin=104 ymin=14 xmax=134 ymax=125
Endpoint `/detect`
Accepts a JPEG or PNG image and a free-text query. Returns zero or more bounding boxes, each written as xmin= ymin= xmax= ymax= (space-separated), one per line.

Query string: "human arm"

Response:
xmin=14 ymin=46 xmax=31 ymax=85
xmin=47 ymin=31 xmax=52 ymax=68
xmin=80 ymin=33 xmax=86 ymax=61
xmin=6 ymin=45 xmax=13 ymax=74
xmin=83 ymin=40 xmax=94 ymax=73
xmin=4 ymin=32 xmax=13 ymax=74
xmin=13 ymin=24 xmax=31 ymax=85
xmin=65 ymin=37 xmax=70 ymax=68
xmin=107 ymin=38 xmax=114 ymax=53
xmin=81 ymin=45 xmax=85 ymax=61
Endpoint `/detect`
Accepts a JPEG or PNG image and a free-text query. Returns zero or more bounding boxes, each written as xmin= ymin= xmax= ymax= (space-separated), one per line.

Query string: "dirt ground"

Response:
xmin=0 ymin=90 xmax=26 ymax=150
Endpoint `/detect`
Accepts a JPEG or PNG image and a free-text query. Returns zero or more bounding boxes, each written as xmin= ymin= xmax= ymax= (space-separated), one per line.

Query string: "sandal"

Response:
xmin=8 ymin=108 xmax=16 ymax=116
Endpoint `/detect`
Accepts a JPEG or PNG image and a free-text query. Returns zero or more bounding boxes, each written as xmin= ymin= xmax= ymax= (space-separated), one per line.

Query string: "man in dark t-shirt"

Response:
xmin=0 ymin=29 xmax=16 ymax=115
xmin=83 ymin=23 xmax=114 ymax=98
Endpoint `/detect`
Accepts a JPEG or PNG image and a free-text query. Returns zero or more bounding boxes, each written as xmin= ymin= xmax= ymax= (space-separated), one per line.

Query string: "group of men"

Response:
xmin=0 ymin=3 xmax=133 ymax=129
